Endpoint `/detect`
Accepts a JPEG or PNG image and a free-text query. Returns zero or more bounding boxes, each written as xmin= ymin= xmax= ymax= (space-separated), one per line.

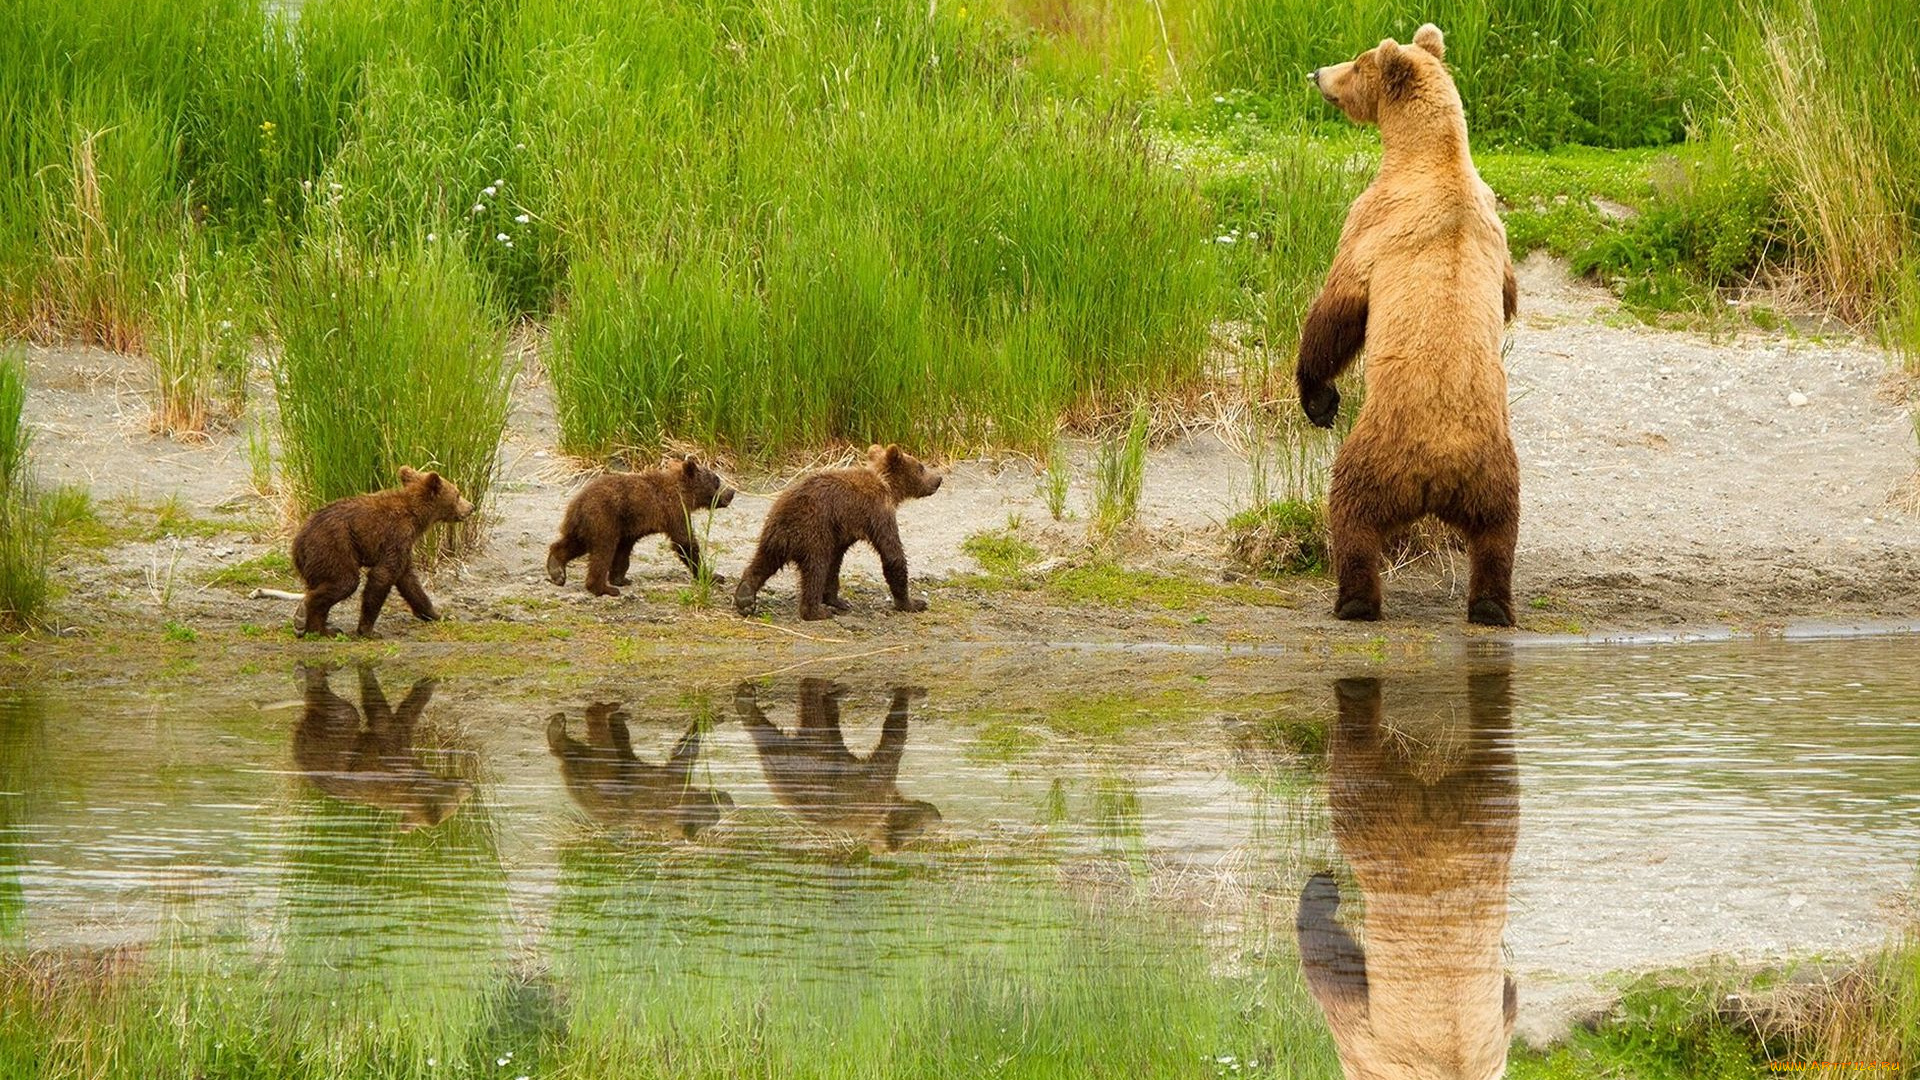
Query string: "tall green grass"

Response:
xmin=0 ymin=350 xmax=51 ymax=629
xmin=537 ymin=0 xmax=1219 ymax=459
xmin=271 ymin=235 xmax=513 ymax=551
xmin=1720 ymin=0 xmax=1920 ymax=351
xmin=1205 ymin=0 xmax=1749 ymax=149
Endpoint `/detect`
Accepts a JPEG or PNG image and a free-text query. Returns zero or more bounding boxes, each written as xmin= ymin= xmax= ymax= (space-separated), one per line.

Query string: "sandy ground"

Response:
xmin=12 ymin=253 xmax=1920 ymax=642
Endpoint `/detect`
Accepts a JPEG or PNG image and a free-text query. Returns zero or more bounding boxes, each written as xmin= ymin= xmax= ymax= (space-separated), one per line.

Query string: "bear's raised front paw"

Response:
xmin=1301 ymin=383 xmax=1341 ymax=429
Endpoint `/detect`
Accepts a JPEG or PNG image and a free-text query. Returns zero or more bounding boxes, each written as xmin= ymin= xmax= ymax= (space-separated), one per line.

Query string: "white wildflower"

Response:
xmin=482 ymin=185 xmax=498 ymax=197
xmin=514 ymin=213 xmax=530 ymax=223
xmin=426 ymin=232 xmax=438 ymax=242
xmin=496 ymin=232 xmax=509 ymax=242
xmin=472 ymin=203 xmax=486 ymax=214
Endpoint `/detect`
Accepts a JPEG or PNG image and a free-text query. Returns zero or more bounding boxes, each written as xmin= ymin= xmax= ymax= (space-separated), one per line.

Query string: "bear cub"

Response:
xmin=546 ymin=456 xmax=735 ymax=597
xmin=291 ymin=466 xmax=473 ymax=638
xmin=733 ymin=444 xmax=942 ymax=621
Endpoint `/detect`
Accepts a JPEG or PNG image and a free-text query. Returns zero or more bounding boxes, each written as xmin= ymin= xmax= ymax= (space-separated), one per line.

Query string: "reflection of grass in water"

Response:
xmin=0 ymin=830 xmax=1342 ymax=1078
xmin=267 ymin=785 xmax=510 ymax=1073
xmin=547 ymin=840 xmax=1339 ymax=1078
xmin=0 ymin=691 xmax=46 ymax=941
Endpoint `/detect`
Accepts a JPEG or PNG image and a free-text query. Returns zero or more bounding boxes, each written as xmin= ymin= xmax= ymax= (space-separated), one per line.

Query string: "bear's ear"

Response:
xmin=1377 ymin=38 xmax=1418 ymax=101
xmin=682 ymin=454 xmax=698 ymax=476
xmin=884 ymin=443 xmax=903 ymax=465
xmin=1413 ymin=23 xmax=1445 ymax=60
xmin=399 ymin=465 xmax=420 ymax=484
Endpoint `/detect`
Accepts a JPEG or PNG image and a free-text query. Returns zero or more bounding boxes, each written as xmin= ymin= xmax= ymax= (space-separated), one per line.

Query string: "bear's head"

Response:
xmin=867 ymin=444 xmax=944 ymax=501
xmin=676 ymin=455 xmax=736 ymax=511
xmin=399 ymin=466 xmax=474 ymax=523
xmin=1309 ymin=23 xmax=1454 ymax=127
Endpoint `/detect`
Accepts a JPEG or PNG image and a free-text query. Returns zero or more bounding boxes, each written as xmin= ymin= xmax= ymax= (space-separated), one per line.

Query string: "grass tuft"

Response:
xmin=271 ymin=234 xmax=513 ymax=553
xmin=1225 ymin=498 xmax=1327 ymax=576
xmin=1090 ymin=404 xmax=1150 ymax=538
xmin=0 ymin=348 xmax=51 ymax=628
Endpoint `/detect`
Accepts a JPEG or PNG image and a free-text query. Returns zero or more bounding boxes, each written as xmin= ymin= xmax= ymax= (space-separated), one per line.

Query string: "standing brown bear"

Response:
xmin=291 ymin=466 xmax=473 ymax=638
xmin=546 ymin=456 xmax=735 ymax=597
xmin=733 ymin=444 xmax=942 ymax=621
xmin=1299 ymin=24 xmax=1522 ymax=625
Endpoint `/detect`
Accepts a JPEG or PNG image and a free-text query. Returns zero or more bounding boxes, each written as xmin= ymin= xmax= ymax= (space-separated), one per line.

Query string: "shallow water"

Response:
xmin=2 ymin=638 xmax=1917 ymax=1076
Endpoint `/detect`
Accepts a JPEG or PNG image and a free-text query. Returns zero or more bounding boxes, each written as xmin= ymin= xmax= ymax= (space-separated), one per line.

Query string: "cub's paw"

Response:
xmin=545 ymin=552 xmax=568 ymax=586
xmin=825 ymin=596 xmax=853 ymax=613
xmin=897 ymin=596 xmax=929 ymax=614
xmin=609 ymin=574 xmax=632 ymax=587
xmin=1301 ymin=383 xmax=1341 ymax=429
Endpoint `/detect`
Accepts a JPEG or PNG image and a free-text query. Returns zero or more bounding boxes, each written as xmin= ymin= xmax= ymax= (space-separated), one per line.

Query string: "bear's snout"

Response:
xmin=714 ymin=486 xmax=736 ymax=509
xmin=454 ymin=498 xmax=475 ymax=520
xmin=925 ymin=471 xmax=944 ymax=495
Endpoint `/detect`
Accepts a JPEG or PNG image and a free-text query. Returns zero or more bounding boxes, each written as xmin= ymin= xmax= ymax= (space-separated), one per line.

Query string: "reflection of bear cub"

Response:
xmin=734 ymin=679 xmax=940 ymax=852
xmin=1298 ymin=24 xmax=1521 ymax=626
xmin=733 ymin=444 xmax=943 ymax=621
xmin=546 ymin=703 xmax=734 ymax=840
xmin=1295 ymin=667 xmax=1519 ymax=1080
xmin=291 ymin=467 xmax=474 ymax=638
xmin=292 ymin=664 xmax=472 ymax=830
xmin=546 ymin=457 xmax=735 ymax=597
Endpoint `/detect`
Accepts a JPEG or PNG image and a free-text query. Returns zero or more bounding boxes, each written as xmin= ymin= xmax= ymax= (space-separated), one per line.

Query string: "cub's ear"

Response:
xmin=682 ymin=455 xmax=699 ymax=476
xmin=421 ymin=471 xmax=444 ymax=492
xmin=884 ymin=443 xmax=903 ymax=464
xmin=399 ymin=465 xmax=421 ymax=484
xmin=1413 ymin=23 xmax=1445 ymax=60
xmin=1377 ymin=37 xmax=1417 ymax=100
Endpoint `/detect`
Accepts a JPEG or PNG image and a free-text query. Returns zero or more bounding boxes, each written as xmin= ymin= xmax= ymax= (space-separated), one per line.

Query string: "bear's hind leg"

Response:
xmin=546 ymin=534 xmax=585 ymax=587
xmin=584 ymin=545 xmax=620 ymax=598
xmin=301 ymin=576 xmax=358 ymax=637
xmin=609 ymin=536 xmax=638 ymax=587
xmin=796 ymin=550 xmax=835 ymax=621
xmin=733 ymin=543 xmax=785 ymax=616
xmin=822 ymin=544 xmax=852 ymax=612
xmin=1328 ymin=502 xmax=1386 ymax=621
xmin=1463 ymin=516 xmax=1518 ymax=627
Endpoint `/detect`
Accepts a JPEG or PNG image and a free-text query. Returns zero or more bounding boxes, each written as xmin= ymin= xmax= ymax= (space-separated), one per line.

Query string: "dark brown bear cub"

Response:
xmin=291 ymin=466 xmax=474 ymax=638
xmin=546 ymin=456 xmax=735 ymax=597
xmin=734 ymin=444 xmax=942 ymax=621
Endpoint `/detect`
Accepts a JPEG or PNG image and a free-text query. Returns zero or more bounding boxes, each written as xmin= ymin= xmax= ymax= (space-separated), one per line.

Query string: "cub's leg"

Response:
xmin=546 ymin=532 xmax=586 ymax=587
xmin=796 ymin=547 xmax=835 ymax=621
xmin=733 ymin=541 xmax=786 ymax=616
xmin=395 ymin=566 xmax=441 ymax=622
xmin=301 ymin=574 xmax=359 ymax=637
xmin=608 ymin=535 xmax=638 ymax=588
xmin=822 ymin=543 xmax=852 ymax=612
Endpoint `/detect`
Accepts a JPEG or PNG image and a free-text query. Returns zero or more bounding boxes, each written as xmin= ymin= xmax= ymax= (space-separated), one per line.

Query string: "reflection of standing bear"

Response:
xmin=546 ymin=704 xmax=734 ymax=840
xmin=733 ymin=444 xmax=943 ymax=621
xmin=291 ymin=467 xmax=475 ymax=637
xmin=1298 ymin=24 xmax=1521 ymax=626
xmin=1296 ymin=667 xmax=1519 ymax=1080
xmin=546 ymin=457 xmax=736 ymax=597
xmin=292 ymin=664 xmax=473 ymax=830
xmin=733 ymin=679 xmax=941 ymax=851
